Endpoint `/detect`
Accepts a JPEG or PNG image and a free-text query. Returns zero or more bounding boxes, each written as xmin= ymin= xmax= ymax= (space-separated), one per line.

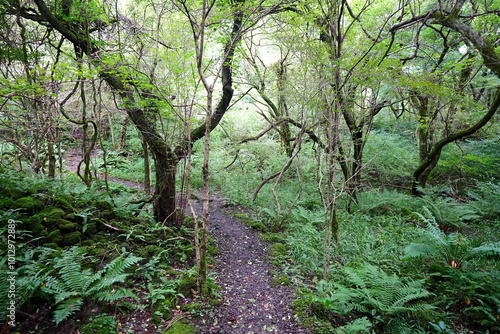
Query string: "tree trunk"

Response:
xmin=142 ymin=138 xmax=151 ymax=194
xmin=153 ymin=151 xmax=180 ymax=225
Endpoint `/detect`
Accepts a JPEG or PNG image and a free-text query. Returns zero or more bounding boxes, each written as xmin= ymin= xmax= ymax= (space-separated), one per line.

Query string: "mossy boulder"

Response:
xmin=62 ymin=231 xmax=81 ymax=246
xmin=249 ymin=221 xmax=267 ymax=232
xmin=47 ymin=230 xmax=62 ymax=244
xmin=28 ymin=220 xmax=45 ymax=235
xmin=180 ymin=303 xmax=202 ymax=312
xmin=262 ymin=233 xmax=285 ymax=243
xmin=151 ymin=299 xmax=174 ymax=323
xmin=80 ymin=315 xmax=118 ymax=334
xmin=15 ymin=196 xmax=44 ymax=214
xmin=163 ymin=321 xmax=198 ymax=334
xmin=52 ymin=196 xmax=76 ymax=211
xmin=91 ymin=200 xmax=113 ymax=212
xmin=99 ymin=210 xmax=115 ymax=219
xmin=56 ymin=219 xmax=79 ymax=231
xmin=34 ymin=208 xmax=66 ymax=225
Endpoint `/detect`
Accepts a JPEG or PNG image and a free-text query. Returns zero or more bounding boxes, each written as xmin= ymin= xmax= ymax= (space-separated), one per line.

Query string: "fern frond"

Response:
xmin=54 ymin=297 xmax=83 ymax=325
xmin=90 ymin=274 xmax=130 ymax=292
xmin=322 ymin=264 xmax=434 ymax=320
xmin=81 ymin=270 xmax=103 ymax=292
xmin=471 ymin=242 xmax=500 ymax=259
xmin=102 ymin=255 xmax=142 ymax=279
xmin=42 ymin=275 xmax=68 ymax=295
xmin=94 ymin=288 xmax=138 ymax=302
xmin=53 ymin=291 xmax=79 ymax=304
xmin=52 ymin=247 xmax=88 ymax=292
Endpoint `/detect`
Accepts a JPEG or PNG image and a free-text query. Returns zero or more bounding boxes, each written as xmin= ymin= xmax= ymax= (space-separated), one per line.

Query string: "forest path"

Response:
xmin=188 ymin=197 xmax=306 ymax=334
xmin=63 ymin=150 xmax=307 ymax=333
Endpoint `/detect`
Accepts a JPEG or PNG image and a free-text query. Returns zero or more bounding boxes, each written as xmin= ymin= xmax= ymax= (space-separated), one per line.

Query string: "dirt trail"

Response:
xmin=64 ymin=151 xmax=307 ymax=333
xmin=190 ymin=198 xmax=306 ymax=334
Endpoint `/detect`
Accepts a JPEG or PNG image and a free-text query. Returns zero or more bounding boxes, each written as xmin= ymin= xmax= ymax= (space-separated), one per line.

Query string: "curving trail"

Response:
xmin=64 ymin=150 xmax=307 ymax=333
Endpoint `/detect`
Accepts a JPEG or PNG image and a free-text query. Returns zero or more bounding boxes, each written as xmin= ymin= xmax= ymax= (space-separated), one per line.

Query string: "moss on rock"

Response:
xmin=163 ymin=321 xmax=198 ymax=334
xmin=56 ymin=218 xmax=79 ymax=231
xmin=47 ymin=230 xmax=62 ymax=244
xmin=15 ymin=196 xmax=44 ymax=214
xmin=62 ymin=231 xmax=81 ymax=246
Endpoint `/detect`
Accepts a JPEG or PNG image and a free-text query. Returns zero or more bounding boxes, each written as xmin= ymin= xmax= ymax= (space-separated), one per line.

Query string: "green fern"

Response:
xmin=40 ymin=247 xmax=142 ymax=325
xmin=404 ymin=218 xmax=500 ymax=268
xmin=419 ymin=197 xmax=481 ymax=229
xmin=318 ymin=264 xmax=434 ymax=325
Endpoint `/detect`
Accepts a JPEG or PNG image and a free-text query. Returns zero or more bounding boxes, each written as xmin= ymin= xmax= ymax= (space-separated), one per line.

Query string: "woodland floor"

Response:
xmin=62 ymin=149 xmax=309 ymax=333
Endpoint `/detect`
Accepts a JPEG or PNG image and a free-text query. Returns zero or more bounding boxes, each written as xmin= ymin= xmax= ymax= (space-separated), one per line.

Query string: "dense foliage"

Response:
xmin=1 ymin=0 xmax=499 ymax=333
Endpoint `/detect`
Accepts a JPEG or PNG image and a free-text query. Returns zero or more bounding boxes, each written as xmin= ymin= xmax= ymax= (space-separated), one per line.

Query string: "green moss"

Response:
xmin=84 ymin=244 xmax=106 ymax=258
xmin=82 ymin=239 xmax=94 ymax=246
xmin=36 ymin=207 xmax=66 ymax=225
xmin=208 ymin=299 xmax=223 ymax=307
xmin=53 ymin=196 xmax=76 ymax=211
xmin=29 ymin=221 xmax=45 ymax=234
xmin=99 ymin=210 xmax=115 ymax=219
xmin=270 ymin=243 xmax=287 ymax=257
xmin=269 ymin=269 xmax=291 ymax=286
xmin=180 ymin=303 xmax=202 ymax=312
xmin=163 ymin=321 xmax=198 ymax=334
xmin=56 ymin=219 xmax=79 ymax=231
xmin=137 ymin=245 xmax=163 ymax=258
xmin=43 ymin=243 xmax=59 ymax=249
xmin=271 ymin=275 xmax=291 ymax=286
xmin=65 ymin=213 xmax=76 ymax=221
xmin=15 ymin=196 xmax=44 ymax=214
xmin=262 ymin=233 xmax=285 ymax=243
xmin=85 ymin=222 xmax=97 ymax=235
xmin=0 ymin=198 xmax=15 ymax=209
xmin=62 ymin=231 xmax=81 ymax=246
xmin=91 ymin=200 xmax=113 ymax=212
xmin=178 ymin=273 xmax=198 ymax=296
xmin=249 ymin=221 xmax=267 ymax=232
xmin=151 ymin=300 xmax=173 ymax=323
xmin=47 ymin=230 xmax=62 ymax=244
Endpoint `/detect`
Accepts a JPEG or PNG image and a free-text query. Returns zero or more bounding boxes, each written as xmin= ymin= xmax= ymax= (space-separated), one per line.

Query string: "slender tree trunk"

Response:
xmin=142 ymin=139 xmax=151 ymax=194
xmin=47 ymin=127 xmax=56 ymax=178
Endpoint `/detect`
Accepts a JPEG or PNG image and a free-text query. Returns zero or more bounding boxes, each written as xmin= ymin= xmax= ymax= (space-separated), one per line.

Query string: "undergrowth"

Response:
xmin=0 ymin=169 xmax=199 ymax=333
